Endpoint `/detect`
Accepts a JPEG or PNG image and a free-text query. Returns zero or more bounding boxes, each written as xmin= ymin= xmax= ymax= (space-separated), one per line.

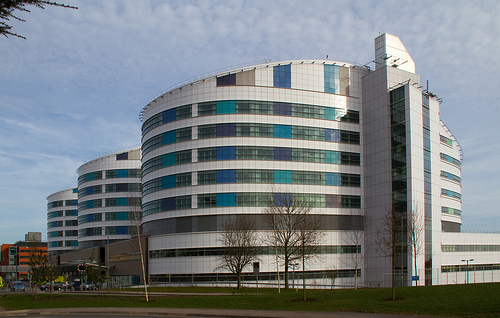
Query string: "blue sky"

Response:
xmin=1 ymin=0 xmax=499 ymax=243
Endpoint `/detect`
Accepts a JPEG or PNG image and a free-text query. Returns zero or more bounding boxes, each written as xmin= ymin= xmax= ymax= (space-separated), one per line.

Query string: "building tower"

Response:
xmin=76 ymin=148 xmax=142 ymax=249
xmin=362 ymin=33 xmax=462 ymax=286
xmin=47 ymin=187 xmax=78 ymax=256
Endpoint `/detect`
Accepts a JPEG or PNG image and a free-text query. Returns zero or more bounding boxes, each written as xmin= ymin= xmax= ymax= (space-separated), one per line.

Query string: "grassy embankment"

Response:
xmin=0 ymin=283 xmax=499 ymax=317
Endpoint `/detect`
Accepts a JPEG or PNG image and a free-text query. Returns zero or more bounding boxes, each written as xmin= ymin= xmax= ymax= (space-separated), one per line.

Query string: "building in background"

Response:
xmin=76 ymin=148 xmax=142 ymax=250
xmin=0 ymin=232 xmax=47 ymax=281
xmin=47 ymin=187 xmax=78 ymax=256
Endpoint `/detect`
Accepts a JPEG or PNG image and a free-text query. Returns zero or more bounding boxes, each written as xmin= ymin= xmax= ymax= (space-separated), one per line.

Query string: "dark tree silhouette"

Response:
xmin=1 ymin=0 xmax=77 ymax=39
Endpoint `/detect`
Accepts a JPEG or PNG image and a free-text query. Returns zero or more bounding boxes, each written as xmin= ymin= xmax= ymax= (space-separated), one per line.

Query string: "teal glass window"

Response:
xmin=217 ymin=193 xmax=236 ymax=207
xmin=274 ymin=170 xmax=292 ymax=184
xmin=326 ymin=172 xmax=341 ymax=186
xmin=163 ymin=131 xmax=176 ymax=145
xmin=274 ymin=124 xmax=292 ymax=138
xmin=326 ymin=151 xmax=341 ymax=164
xmin=324 ymin=64 xmax=339 ymax=94
xmin=162 ymin=175 xmax=176 ymax=189
xmin=217 ymin=100 xmax=236 ymax=114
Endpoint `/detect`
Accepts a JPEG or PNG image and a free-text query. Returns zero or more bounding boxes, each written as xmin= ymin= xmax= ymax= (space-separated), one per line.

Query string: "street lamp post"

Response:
xmin=461 ymin=258 xmax=474 ymax=284
xmin=102 ymin=227 xmax=110 ymax=288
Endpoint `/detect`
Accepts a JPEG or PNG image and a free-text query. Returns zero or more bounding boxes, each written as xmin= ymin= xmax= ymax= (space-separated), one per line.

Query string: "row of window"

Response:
xmin=143 ymin=124 xmax=360 ymax=155
xmin=48 ymin=230 xmax=78 ymax=238
xmin=143 ymin=193 xmax=361 ymax=216
xmin=149 ymin=245 xmax=360 ymax=259
xmin=142 ymin=100 xmax=359 ymax=135
xmin=441 ymin=206 xmax=462 ymax=216
xmin=197 ymin=101 xmax=358 ymax=122
xmin=47 ymin=200 xmax=77 ymax=209
xmin=49 ymin=240 xmax=78 ymax=248
xmin=78 ymin=183 xmax=142 ymax=198
xmin=441 ymin=264 xmax=500 ymax=273
xmin=441 ymin=171 xmax=461 ymax=183
xmin=441 ymin=188 xmax=462 ymax=200
xmin=48 ymin=220 xmax=78 ymax=228
xmin=143 ymin=170 xmax=360 ymax=196
xmin=142 ymin=147 xmax=360 ymax=176
xmin=442 ymin=245 xmax=500 ymax=252
xmin=78 ymin=212 xmax=137 ymax=224
xmin=78 ymin=197 xmax=141 ymax=211
xmin=79 ymin=226 xmax=134 ymax=237
xmin=440 ymin=153 xmax=461 ymax=167
xmin=47 ymin=210 xmax=77 ymax=219
xmin=78 ymin=169 xmax=142 ymax=185
xmin=143 ymin=213 xmax=363 ymax=236
xmin=440 ymin=135 xmax=453 ymax=147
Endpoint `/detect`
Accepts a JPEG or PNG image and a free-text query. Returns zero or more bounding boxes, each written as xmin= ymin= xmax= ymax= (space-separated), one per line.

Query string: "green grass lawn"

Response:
xmin=1 ymin=283 xmax=499 ymax=317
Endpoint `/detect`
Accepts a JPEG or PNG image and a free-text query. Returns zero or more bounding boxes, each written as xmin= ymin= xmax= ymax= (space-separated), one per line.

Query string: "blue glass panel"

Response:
xmin=325 ymin=151 xmax=340 ymax=164
xmin=324 ymin=107 xmax=342 ymax=121
xmin=86 ymin=214 xmax=94 ymax=223
xmin=217 ymin=193 xmax=236 ymax=207
xmin=71 ymin=210 xmax=78 ymax=216
xmin=273 ymin=64 xmax=291 ymax=88
xmin=326 ymin=172 xmax=341 ymax=186
xmin=86 ymin=201 xmax=94 ymax=209
xmin=274 ymin=147 xmax=292 ymax=161
xmin=163 ymin=175 xmax=176 ymax=189
xmin=274 ymin=125 xmax=292 ymax=138
xmin=116 ymin=226 xmax=128 ymax=235
xmin=324 ymin=64 xmax=339 ymax=94
xmin=217 ymin=100 xmax=236 ymax=114
xmin=216 ymin=74 xmax=236 ymax=86
xmin=116 ymin=169 xmax=128 ymax=178
xmin=216 ymin=170 xmax=236 ymax=183
xmin=72 ymin=188 xmax=78 ymax=193
xmin=274 ymin=170 xmax=292 ymax=184
xmin=86 ymin=187 xmax=94 ymax=195
xmin=162 ymin=198 xmax=176 ymax=211
xmin=216 ymin=146 xmax=236 ymax=160
xmin=273 ymin=102 xmax=292 ymax=116
xmin=86 ymin=173 xmax=94 ymax=181
xmin=163 ymin=109 xmax=176 ymax=123
xmin=163 ymin=131 xmax=176 ymax=145
xmin=163 ymin=153 xmax=176 ymax=167
xmin=72 ymin=200 xmax=78 ymax=206
xmin=325 ymin=129 xmax=340 ymax=142
xmin=216 ymin=123 xmax=236 ymax=137
xmin=116 ymin=183 xmax=128 ymax=192
xmin=274 ymin=192 xmax=292 ymax=206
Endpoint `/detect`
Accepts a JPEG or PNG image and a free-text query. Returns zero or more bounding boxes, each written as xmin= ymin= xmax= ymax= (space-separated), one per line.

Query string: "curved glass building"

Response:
xmin=46 ymin=187 xmax=78 ymax=256
xmin=76 ymin=148 xmax=142 ymax=249
xmin=140 ymin=33 xmax=465 ymax=286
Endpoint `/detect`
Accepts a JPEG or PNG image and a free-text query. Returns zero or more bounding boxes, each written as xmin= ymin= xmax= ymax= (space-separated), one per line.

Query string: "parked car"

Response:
xmin=10 ymin=281 xmax=25 ymax=292
xmin=54 ymin=281 xmax=70 ymax=290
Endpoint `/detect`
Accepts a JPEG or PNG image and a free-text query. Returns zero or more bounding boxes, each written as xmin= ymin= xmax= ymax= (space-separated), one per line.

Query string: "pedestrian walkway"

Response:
xmin=0 ymin=306 xmax=443 ymax=318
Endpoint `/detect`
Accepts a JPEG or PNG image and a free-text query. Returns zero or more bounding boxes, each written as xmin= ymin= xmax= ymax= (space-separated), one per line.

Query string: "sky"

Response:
xmin=1 ymin=0 xmax=499 ymax=243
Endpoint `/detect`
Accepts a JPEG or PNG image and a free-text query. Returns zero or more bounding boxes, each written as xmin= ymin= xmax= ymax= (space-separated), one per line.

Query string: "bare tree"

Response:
xmin=28 ymin=249 xmax=46 ymax=300
xmin=297 ymin=212 xmax=324 ymax=300
xmin=342 ymin=210 xmax=364 ymax=289
xmin=217 ymin=215 xmax=259 ymax=289
xmin=263 ymin=189 xmax=323 ymax=290
xmin=375 ymin=206 xmax=400 ymax=300
xmin=407 ymin=205 xmax=424 ymax=286
xmin=1 ymin=1 xmax=77 ymax=39
xmin=129 ymin=194 xmax=148 ymax=302
xmin=85 ymin=254 xmax=107 ymax=295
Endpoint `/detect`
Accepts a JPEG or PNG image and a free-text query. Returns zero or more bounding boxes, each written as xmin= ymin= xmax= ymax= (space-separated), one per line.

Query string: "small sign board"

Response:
xmin=412 ymin=276 xmax=419 ymax=281
xmin=253 ymin=262 xmax=260 ymax=274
